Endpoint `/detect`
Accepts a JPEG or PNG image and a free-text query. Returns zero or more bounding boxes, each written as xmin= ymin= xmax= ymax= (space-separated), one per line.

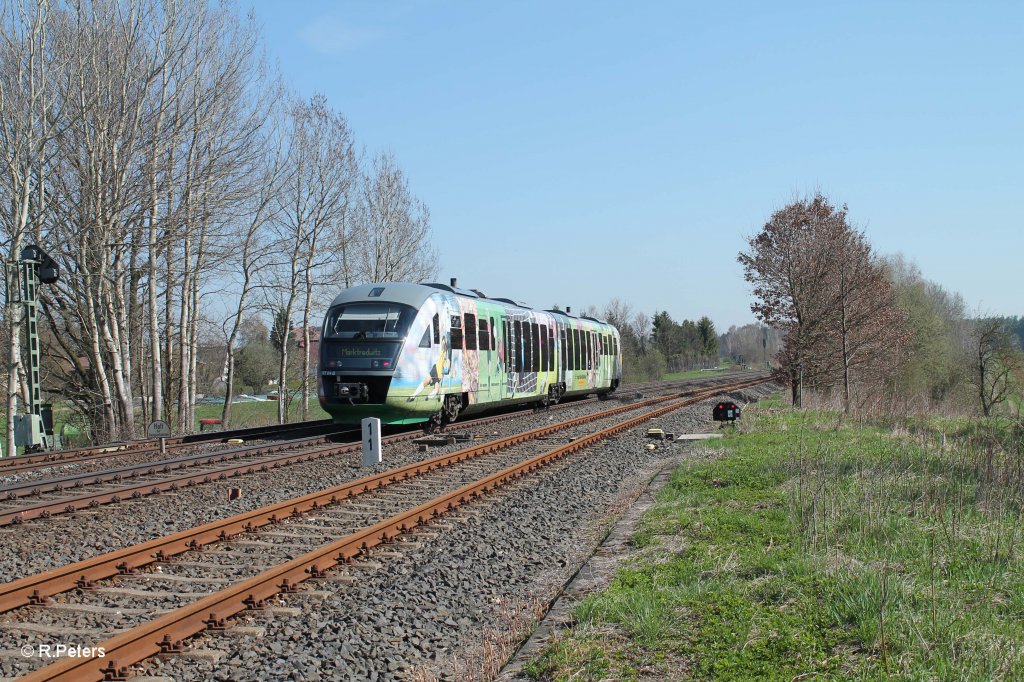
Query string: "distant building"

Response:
xmin=291 ymin=326 xmax=320 ymax=366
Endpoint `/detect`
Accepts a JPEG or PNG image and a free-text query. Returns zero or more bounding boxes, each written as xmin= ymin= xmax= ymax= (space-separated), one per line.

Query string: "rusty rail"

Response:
xmin=0 ymin=377 xmax=764 ymax=613
xmin=0 ymin=374 xmax=745 ymax=476
xmin=16 ymin=376 xmax=769 ymax=682
xmin=0 ymin=376 xmax=761 ymax=527
xmin=0 ymin=420 xmax=338 ymax=473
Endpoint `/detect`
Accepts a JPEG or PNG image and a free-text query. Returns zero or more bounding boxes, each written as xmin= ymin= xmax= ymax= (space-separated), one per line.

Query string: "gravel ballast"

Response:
xmin=0 ymin=380 xmax=730 ymax=581
xmin=125 ymin=383 xmax=777 ymax=681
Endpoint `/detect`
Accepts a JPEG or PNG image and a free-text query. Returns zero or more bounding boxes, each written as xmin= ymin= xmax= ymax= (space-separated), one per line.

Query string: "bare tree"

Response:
xmin=219 ymin=117 xmax=284 ymax=427
xmin=829 ymin=228 xmax=908 ymax=411
xmin=0 ymin=0 xmax=429 ymax=445
xmin=268 ymin=95 xmax=355 ymax=424
xmin=0 ymin=0 xmax=62 ymax=454
xmin=352 ymin=151 xmax=436 ymax=284
xmin=970 ymin=317 xmax=1020 ymax=417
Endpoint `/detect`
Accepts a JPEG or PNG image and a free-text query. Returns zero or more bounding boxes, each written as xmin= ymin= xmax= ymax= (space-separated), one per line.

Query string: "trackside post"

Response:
xmin=362 ymin=417 xmax=382 ymax=466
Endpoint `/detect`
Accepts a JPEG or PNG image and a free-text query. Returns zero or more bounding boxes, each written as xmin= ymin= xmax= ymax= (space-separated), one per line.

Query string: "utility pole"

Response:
xmin=12 ymin=245 xmax=60 ymax=453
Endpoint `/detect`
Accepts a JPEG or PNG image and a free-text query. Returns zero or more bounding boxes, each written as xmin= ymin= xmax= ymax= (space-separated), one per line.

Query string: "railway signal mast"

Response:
xmin=12 ymin=244 xmax=60 ymax=453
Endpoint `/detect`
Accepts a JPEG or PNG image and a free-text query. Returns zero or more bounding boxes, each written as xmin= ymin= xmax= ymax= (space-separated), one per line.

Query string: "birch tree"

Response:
xmin=268 ymin=96 xmax=355 ymax=424
xmin=0 ymin=0 xmax=61 ymax=454
xmin=219 ymin=116 xmax=284 ymax=427
xmin=353 ymin=152 xmax=436 ymax=284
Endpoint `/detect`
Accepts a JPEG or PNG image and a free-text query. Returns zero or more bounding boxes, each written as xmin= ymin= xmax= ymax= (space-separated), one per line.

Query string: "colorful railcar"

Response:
xmin=318 ymin=282 xmax=622 ymax=427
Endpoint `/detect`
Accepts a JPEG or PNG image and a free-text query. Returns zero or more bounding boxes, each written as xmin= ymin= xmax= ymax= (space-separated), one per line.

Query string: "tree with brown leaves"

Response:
xmin=738 ymin=194 xmax=846 ymax=406
xmin=739 ymin=193 xmax=908 ymax=410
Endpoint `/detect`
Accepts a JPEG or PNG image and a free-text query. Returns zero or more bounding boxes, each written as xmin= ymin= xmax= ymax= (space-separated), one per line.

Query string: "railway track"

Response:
xmin=0 ymin=373 xmax=745 ymax=480
xmin=0 ymin=420 xmax=339 ymax=478
xmin=0 ymin=375 xmax=768 ymax=681
xmin=0 ymin=374 xmax=750 ymax=527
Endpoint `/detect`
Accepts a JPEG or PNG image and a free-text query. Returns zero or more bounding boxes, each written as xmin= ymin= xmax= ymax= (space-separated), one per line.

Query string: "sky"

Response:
xmin=246 ymin=0 xmax=1023 ymax=330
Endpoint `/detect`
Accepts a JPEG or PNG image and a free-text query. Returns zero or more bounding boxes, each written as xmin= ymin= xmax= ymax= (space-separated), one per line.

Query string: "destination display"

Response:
xmin=322 ymin=342 xmax=398 ymax=370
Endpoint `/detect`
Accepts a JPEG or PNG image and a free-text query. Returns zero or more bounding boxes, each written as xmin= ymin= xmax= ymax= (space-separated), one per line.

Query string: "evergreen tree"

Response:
xmin=270 ymin=306 xmax=292 ymax=353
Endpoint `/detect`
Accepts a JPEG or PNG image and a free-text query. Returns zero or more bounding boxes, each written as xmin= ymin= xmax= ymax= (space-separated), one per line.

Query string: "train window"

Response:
xmin=478 ymin=319 xmax=490 ymax=351
xmin=502 ymin=320 xmax=509 ymax=364
xmin=524 ymin=322 xmax=532 ymax=373
xmin=560 ymin=328 xmax=567 ymax=371
xmin=539 ymin=326 xmax=545 ymax=371
xmin=432 ymin=314 xmax=439 ymax=345
xmin=520 ymin=321 xmax=527 ymax=372
xmin=575 ymin=329 xmax=582 ymax=370
xmin=489 ymin=317 xmax=496 ymax=351
xmin=514 ymin=320 xmax=523 ymax=372
xmin=451 ymin=315 xmax=463 ymax=349
xmin=528 ymin=319 xmax=536 ymax=368
xmin=612 ymin=335 xmax=618 ymax=357
xmin=536 ymin=319 xmax=544 ymax=368
xmin=324 ymin=303 xmax=416 ymax=340
xmin=547 ymin=327 xmax=555 ymax=371
xmin=586 ymin=331 xmax=592 ymax=370
xmin=465 ymin=313 xmax=477 ymax=350
xmin=539 ymin=325 xmax=547 ymax=371
xmin=419 ymin=328 xmax=431 ymax=348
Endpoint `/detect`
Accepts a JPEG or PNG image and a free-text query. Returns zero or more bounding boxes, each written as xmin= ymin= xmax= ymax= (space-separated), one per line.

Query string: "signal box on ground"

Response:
xmin=713 ymin=402 xmax=741 ymax=422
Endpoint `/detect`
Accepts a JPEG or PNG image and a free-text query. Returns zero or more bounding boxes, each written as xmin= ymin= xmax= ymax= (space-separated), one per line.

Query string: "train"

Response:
xmin=317 ymin=281 xmax=622 ymax=428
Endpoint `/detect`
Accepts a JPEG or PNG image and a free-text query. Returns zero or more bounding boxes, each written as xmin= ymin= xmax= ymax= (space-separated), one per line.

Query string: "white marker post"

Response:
xmin=361 ymin=417 xmax=382 ymax=467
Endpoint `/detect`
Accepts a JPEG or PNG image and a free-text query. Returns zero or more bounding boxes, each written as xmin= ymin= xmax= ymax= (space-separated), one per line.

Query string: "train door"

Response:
xmin=447 ymin=311 xmax=463 ymax=398
xmin=483 ymin=315 xmax=496 ymax=401
xmin=500 ymin=316 xmax=510 ymax=400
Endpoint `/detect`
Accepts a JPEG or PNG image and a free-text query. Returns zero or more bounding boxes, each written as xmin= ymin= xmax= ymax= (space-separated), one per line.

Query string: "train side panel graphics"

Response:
xmin=319 ymin=283 xmax=621 ymax=425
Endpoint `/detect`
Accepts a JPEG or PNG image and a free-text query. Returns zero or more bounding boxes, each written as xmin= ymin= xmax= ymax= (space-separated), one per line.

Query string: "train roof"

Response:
xmin=326 ymin=282 xmax=614 ymax=328
xmin=326 ymin=282 xmax=439 ymax=310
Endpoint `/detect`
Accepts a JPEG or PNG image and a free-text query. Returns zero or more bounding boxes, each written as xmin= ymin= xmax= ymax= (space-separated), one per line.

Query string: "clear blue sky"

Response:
xmin=247 ymin=0 xmax=1022 ymax=330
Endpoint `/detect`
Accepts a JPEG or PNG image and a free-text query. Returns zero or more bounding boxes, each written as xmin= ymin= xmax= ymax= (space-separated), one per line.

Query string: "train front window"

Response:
xmin=324 ymin=303 xmax=416 ymax=340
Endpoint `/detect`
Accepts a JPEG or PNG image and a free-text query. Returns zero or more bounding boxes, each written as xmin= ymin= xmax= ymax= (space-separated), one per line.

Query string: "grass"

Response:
xmin=524 ymin=396 xmax=1024 ymax=681
xmin=663 ymin=367 xmax=732 ymax=381
xmin=193 ymin=398 xmax=330 ymax=429
xmin=0 ymin=397 xmax=332 ymax=453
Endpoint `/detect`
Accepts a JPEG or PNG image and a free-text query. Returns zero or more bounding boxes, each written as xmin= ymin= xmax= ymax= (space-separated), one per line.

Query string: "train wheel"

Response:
xmin=424 ymin=412 xmax=443 ymax=434
xmin=442 ymin=394 xmax=461 ymax=425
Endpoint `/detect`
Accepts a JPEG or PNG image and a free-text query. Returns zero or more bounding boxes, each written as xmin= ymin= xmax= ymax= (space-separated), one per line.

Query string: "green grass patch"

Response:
xmin=526 ymin=401 xmax=1024 ymax=681
xmin=193 ymin=399 xmax=330 ymax=430
xmin=2 ymin=399 xmax=332 ymax=452
xmin=663 ymin=368 xmax=732 ymax=380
